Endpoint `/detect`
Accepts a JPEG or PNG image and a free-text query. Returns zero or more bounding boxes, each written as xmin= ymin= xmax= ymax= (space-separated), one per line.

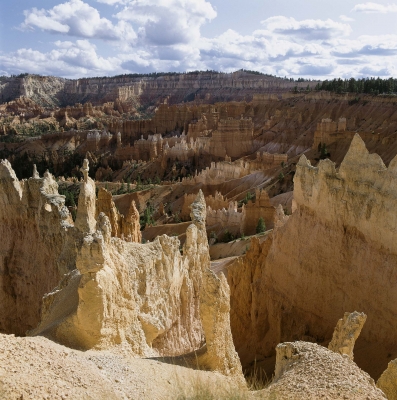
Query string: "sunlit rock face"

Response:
xmin=0 ymin=161 xmax=76 ymax=335
xmin=30 ymin=185 xmax=243 ymax=378
xmin=228 ymin=134 xmax=397 ymax=379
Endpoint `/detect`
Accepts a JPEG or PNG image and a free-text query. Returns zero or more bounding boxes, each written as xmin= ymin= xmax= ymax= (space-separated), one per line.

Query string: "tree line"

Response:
xmin=315 ymin=77 xmax=397 ymax=95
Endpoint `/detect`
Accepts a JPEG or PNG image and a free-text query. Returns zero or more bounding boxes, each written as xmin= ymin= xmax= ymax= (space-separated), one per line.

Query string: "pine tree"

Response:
xmin=256 ymin=217 xmax=266 ymax=234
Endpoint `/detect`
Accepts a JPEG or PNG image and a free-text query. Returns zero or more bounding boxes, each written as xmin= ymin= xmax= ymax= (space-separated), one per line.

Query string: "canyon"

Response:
xmin=2 ymin=71 xmax=397 ymax=399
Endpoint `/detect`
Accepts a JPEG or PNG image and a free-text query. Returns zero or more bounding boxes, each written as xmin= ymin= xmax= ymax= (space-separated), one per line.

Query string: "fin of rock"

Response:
xmin=328 ymin=311 xmax=367 ymax=360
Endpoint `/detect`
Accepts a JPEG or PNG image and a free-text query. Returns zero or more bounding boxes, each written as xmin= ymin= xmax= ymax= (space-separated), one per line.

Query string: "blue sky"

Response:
xmin=1 ymin=0 xmax=397 ymax=79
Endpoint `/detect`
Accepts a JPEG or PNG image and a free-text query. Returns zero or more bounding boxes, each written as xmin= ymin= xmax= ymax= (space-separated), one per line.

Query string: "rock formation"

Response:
xmin=243 ymin=189 xmax=275 ymax=235
xmin=75 ymin=159 xmax=96 ymax=233
xmin=228 ymin=134 xmax=397 ymax=379
xmin=206 ymin=202 xmax=245 ymax=238
xmin=96 ymin=187 xmax=141 ymax=242
xmin=313 ymin=117 xmax=347 ymax=149
xmin=0 ymin=160 xmax=75 ymax=335
xmin=378 ymin=360 xmax=397 ymax=400
xmin=0 ymin=154 xmax=242 ymax=381
xmin=29 ymin=184 xmax=242 ymax=378
xmin=259 ymin=341 xmax=386 ymax=399
xmin=188 ymin=192 xmax=243 ymax=377
xmin=258 ymin=313 xmax=384 ymax=398
xmin=328 ymin=311 xmax=367 ymax=360
xmin=0 ymin=72 xmax=318 ymax=107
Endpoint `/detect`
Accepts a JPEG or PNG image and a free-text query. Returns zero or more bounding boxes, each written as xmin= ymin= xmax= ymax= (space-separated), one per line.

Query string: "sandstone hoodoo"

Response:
xmin=30 ymin=186 xmax=242 ymax=380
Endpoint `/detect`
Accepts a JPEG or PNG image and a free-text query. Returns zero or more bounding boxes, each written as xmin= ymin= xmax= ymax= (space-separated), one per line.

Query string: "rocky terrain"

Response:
xmin=0 ymin=71 xmax=317 ymax=107
xmin=3 ymin=71 xmax=397 ymax=399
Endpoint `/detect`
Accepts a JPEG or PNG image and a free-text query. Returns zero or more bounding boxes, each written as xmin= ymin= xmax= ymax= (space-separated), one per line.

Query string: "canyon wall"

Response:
xmin=312 ymin=117 xmax=348 ymax=149
xmin=228 ymin=134 xmax=397 ymax=378
xmin=243 ymin=189 xmax=275 ymax=235
xmin=206 ymin=202 xmax=245 ymax=238
xmin=0 ymin=72 xmax=318 ymax=107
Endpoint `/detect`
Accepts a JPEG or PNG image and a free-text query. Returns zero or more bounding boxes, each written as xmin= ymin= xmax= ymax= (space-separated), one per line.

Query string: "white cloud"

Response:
xmin=352 ymin=2 xmax=397 ymax=13
xmin=97 ymin=0 xmax=126 ymax=4
xmin=22 ymin=0 xmax=137 ymax=43
xmin=0 ymin=40 xmax=123 ymax=78
xmin=261 ymin=16 xmax=352 ymax=41
xmin=339 ymin=15 xmax=355 ymax=22
xmin=331 ymin=35 xmax=397 ymax=57
xmin=115 ymin=0 xmax=217 ymax=46
xmin=5 ymin=4 xmax=397 ymax=80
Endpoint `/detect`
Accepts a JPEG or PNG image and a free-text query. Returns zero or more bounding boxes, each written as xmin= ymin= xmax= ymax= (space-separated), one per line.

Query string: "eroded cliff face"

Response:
xmin=0 ymin=157 xmax=242 ymax=379
xmin=0 ymin=72 xmax=317 ymax=107
xmin=30 ymin=186 xmax=242 ymax=377
xmin=228 ymin=134 xmax=397 ymax=378
xmin=0 ymin=161 xmax=76 ymax=335
xmin=96 ymin=187 xmax=141 ymax=242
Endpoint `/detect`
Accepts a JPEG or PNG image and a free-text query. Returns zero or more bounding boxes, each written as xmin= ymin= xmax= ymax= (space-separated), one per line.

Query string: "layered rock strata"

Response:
xmin=228 ymin=134 xmax=397 ymax=378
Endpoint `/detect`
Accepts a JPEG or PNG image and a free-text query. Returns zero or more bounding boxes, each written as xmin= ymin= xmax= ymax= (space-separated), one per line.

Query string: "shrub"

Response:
xmin=278 ymin=172 xmax=285 ymax=182
xmin=223 ymin=229 xmax=235 ymax=243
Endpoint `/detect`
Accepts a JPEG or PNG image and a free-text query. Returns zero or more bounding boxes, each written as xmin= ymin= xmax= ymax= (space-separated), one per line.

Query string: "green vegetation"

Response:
xmin=278 ymin=172 xmax=285 ymax=182
xmin=315 ymin=77 xmax=397 ymax=95
xmin=256 ymin=217 xmax=266 ymax=234
xmin=209 ymin=231 xmax=218 ymax=243
xmin=318 ymin=142 xmax=330 ymax=160
xmin=173 ymin=211 xmax=181 ymax=223
xmin=58 ymin=185 xmax=79 ymax=221
xmin=222 ymin=229 xmax=235 ymax=243
xmin=140 ymin=203 xmax=155 ymax=230
xmin=239 ymin=192 xmax=255 ymax=207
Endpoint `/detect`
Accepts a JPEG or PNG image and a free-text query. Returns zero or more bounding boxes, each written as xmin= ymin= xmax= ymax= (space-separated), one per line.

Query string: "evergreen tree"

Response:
xmin=256 ymin=217 xmax=266 ymax=234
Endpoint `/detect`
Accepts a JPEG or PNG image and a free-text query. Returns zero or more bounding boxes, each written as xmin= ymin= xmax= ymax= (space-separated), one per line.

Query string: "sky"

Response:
xmin=1 ymin=0 xmax=397 ymax=79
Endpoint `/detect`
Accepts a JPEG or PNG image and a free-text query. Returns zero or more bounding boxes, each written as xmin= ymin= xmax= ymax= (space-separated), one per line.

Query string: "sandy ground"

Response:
xmin=0 ymin=334 xmax=248 ymax=400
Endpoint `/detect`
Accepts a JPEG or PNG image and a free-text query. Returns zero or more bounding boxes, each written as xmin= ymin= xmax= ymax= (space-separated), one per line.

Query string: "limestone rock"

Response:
xmin=0 ymin=159 xmax=75 ymax=335
xmin=197 ymin=269 xmax=243 ymax=379
xmin=123 ymin=200 xmax=141 ymax=243
xmin=96 ymin=187 xmax=141 ymax=242
xmin=228 ymin=134 xmax=397 ymax=379
xmin=30 ymin=189 xmax=243 ymax=380
xmin=328 ymin=311 xmax=367 ymax=360
xmin=96 ymin=187 xmax=120 ymax=237
xmin=377 ymin=360 xmax=397 ymax=400
xmin=257 ymin=341 xmax=386 ymax=399
xmin=75 ymin=159 xmax=96 ymax=234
